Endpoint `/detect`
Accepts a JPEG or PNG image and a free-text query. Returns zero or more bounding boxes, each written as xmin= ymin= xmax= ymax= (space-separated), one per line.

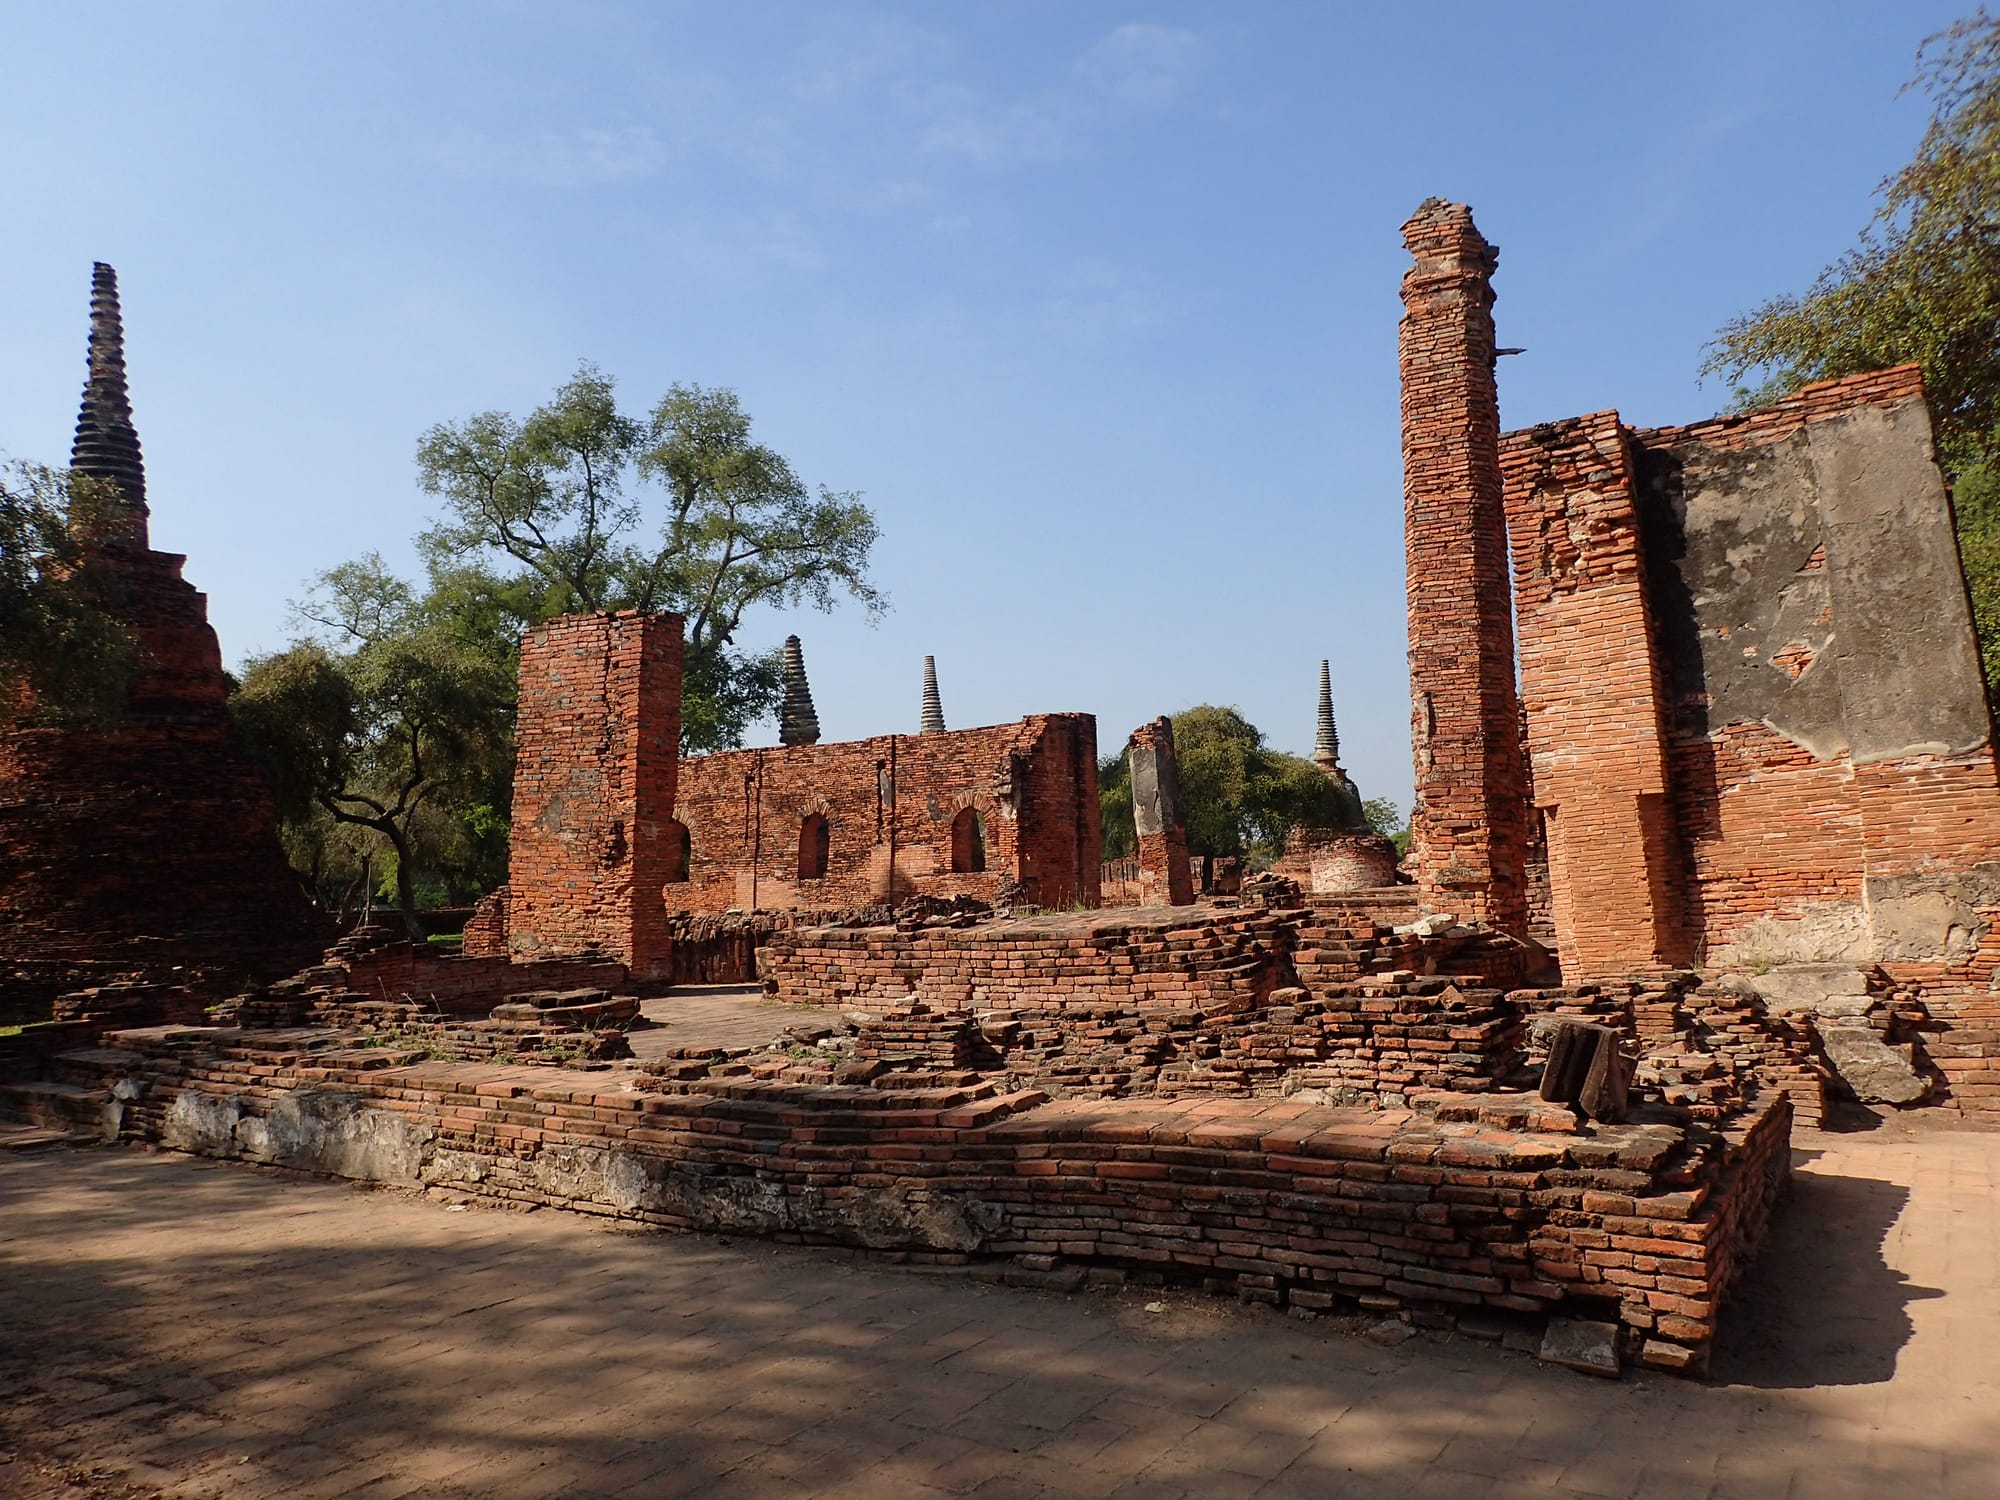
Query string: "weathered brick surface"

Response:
xmin=1399 ymin=200 xmax=1529 ymax=934
xmin=671 ymin=715 xmax=1101 ymax=913
xmin=1500 ymin=412 xmax=1683 ymax=974
xmin=0 ymin=542 xmax=330 ymax=1011
xmin=1493 ymin=361 xmax=2000 ymax=1115
xmin=507 ymin=612 xmax=684 ymax=978
xmin=67 ymin=1024 xmax=1792 ymax=1374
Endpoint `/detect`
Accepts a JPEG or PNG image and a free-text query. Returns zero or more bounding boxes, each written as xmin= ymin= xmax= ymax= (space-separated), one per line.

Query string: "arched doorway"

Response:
xmin=949 ymin=807 xmax=986 ymax=873
xmin=798 ymin=812 xmax=829 ymax=880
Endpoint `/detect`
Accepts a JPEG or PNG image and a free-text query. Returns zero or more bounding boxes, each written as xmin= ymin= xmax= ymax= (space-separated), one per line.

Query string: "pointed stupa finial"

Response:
xmin=778 ymin=634 xmax=821 ymax=746
xmin=920 ymin=655 xmax=945 ymax=735
xmin=1313 ymin=659 xmax=1340 ymax=769
xmin=70 ymin=262 xmax=149 ymax=545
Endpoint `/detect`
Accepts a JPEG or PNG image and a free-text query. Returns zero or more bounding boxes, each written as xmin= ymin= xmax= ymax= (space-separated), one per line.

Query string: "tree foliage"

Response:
xmin=1703 ymin=10 xmax=2000 ymax=694
xmin=1702 ymin=10 xmax=2000 ymax=474
xmin=415 ymin=367 xmax=884 ymax=751
xmin=1099 ymin=706 xmax=1360 ymax=864
xmin=232 ymin=567 xmax=515 ymax=934
xmin=0 ymin=462 xmax=135 ymax=727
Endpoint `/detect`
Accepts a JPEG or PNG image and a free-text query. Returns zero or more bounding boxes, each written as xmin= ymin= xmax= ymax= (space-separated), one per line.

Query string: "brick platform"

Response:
xmin=46 ymin=1023 xmax=1790 ymax=1375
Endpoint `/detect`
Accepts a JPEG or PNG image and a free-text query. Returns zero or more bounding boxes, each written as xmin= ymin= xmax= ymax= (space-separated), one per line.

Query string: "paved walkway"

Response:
xmin=0 ymin=1122 xmax=1995 ymax=1499
xmin=628 ymin=985 xmax=823 ymax=1061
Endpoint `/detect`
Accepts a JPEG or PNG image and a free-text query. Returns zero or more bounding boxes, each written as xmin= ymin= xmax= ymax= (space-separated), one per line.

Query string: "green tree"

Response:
xmin=232 ymin=570 xmax=516 ymax=936
xmin=1362 ymin=796 xmax=1410 ymax=858
xmin=1703 ymin=10 xmax=2000 ymax=472
xmin=414 ymin=366 xmax=884 ymax=751
xmin=1702 ymin=10 xmax=2000 ymax=691
xmin=0 ymin=462 xmax=135 ymax=727
xmin=1098 ymin=706 xmax=1358 ymax=865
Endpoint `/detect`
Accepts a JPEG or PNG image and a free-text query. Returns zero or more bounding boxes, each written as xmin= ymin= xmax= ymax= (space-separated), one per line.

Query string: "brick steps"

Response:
xmin=0 ymin=1078 xmax=107 ymax=1132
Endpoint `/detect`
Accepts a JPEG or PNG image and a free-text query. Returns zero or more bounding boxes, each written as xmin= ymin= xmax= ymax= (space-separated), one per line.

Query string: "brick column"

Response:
xmin=1127 ymin=717 xmax=1193 ymax=907
xmin=1399 ymin=199 xmax=1529 ymax=934
xmin=507 ymin=611 xmax=684 ymax=978
xmin=1500 ymin=416 xmax=1683 ymax=975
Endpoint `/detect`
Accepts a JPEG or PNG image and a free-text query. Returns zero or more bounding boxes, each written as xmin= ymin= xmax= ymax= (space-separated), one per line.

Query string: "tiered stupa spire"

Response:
xmin=1313 ymin=659 xmax=1341 ymax=770
xmin=778 ymin=634 xmax=821 ymax=746
xmin=920 ymin=655 xmax=945 ymax=734
xmin=69 ymin=262 xmax=149 ymax=545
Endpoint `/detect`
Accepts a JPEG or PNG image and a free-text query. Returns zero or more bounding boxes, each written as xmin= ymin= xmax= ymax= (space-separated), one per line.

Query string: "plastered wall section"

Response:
xmin=669 ymin=715 xmax=1101 ymax=913
xmin=1502 ymin=365 xmax=2000 ymax=980
xmin=506 ymin=612 xmax=684 ymax=978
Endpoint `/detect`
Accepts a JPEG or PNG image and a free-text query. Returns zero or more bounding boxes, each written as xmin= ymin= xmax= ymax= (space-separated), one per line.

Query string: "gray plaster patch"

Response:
xmin=579 ymin=1149 xmax=1001 ymax=1250
xmin=1129 ymin=738 xmax=1184 ymax=839
xmin=235 ymin=1090 xmax=434 ymax=1184
xmin=162 ymin=1091 xmax=243 ymax=1157
xmin=1864 ymin=864 xmax=2000 ymax=963
xmin=1811 ymin=401 xmax=1992 ymax=763
xmin=1747 ymin=965 xmax=1870 ymax=1016
xmin=1710 ymin=903 xmax=1872 ymax=968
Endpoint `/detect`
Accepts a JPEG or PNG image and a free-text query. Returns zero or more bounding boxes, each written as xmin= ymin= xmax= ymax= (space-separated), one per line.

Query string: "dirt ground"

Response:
xmin=1 ymin=1114 xmax=1995 ymax=1499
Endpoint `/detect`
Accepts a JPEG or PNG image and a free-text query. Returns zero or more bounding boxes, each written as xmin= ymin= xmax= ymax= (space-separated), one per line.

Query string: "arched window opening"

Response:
xmin=950 ymin=807 xmax=986 ymax=874
xmin=798 ymin=813 xmax=830 ymax=880
xmin=664 ymin=819 xmax=691 ymax=883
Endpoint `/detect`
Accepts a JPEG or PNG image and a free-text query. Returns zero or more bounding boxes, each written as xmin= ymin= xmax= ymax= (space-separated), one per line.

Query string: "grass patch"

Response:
xmin=426 ymin=933 xmax=464 ymax=951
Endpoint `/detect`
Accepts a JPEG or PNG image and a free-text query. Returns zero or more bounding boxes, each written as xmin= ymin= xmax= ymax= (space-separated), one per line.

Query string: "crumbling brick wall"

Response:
xmin=1500 ymin=365 xmax=2000 ymax=987
xmin=1126 ymin=717 xmax=1193 ymax=907
xmin=0 ymin=543 xmax=330 ymax=1010
xmin=670 ymin=715 xmax=1101 ymax=913
xmin=1398 ymin=200 xmax=1530 ymax=935
xmin=506 ymin=612 xmax=683 ymax=979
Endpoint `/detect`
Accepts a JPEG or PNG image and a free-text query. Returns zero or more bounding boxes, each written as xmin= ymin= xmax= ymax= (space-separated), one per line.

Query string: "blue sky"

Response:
xmin=0 ymin=1 xmax=1967 ymax=814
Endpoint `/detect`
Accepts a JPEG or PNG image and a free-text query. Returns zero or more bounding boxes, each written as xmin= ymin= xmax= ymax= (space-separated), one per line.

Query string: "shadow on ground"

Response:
xmin=1711 ymin=1153 xmax=1940 ymax=1389
xmin=0 ymin=1142 xmax=1991 ymax=1499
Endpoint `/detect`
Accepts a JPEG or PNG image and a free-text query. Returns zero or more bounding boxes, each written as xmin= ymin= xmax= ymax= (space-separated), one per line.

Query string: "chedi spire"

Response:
xmin=1313 ymin=659 xmax=1340 ymax=770
xmin=778 ymin=634 xmax=821 ymax=746
xmin=920 ymin=655 xmax=945 ymax=735
xmin=70 ymin=261 xmax=149 ymax=544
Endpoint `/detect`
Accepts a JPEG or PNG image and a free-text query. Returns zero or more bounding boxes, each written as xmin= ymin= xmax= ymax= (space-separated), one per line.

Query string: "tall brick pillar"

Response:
xmin=1501 ymin=416 xmax=1684 ymax=976
xmin=507 ymin=611 xmax=684 ymax=978
xmin=1399 ymin=199 xmax=1529 ymax=934
xmin=1128 ymin=717 xmax=1194 ymax=907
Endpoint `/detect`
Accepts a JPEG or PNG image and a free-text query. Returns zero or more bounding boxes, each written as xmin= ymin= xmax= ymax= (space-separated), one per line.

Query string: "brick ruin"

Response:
xmin=13 ymin=202 xmax=2000 ymax=1379
xmin=0 ymin=265 xmax=328 ymax=1017
xmin=1396 ymin=202 xmax=2000 ymax=1117
xmin=467 ymin=632 xmax=1101 ymax=964
xmin=503 ymin=611 xmax=684 ymax=979
xmin=1400 ymin=202 xmax=1532 ymax=933
xmin=667 ymin=712 xmax=1102 ymax=915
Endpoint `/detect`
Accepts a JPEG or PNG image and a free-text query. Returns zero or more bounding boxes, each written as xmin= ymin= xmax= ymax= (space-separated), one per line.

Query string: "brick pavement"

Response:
xmin=0 ymin=1122 xmax=1995 ymax=1499
xmin=628 ymin=986 xmax=825 ymax=1060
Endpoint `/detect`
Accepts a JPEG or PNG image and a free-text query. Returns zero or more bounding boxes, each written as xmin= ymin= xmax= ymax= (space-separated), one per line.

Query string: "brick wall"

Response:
xmin=506 ymin=612 xmax=684 ymax=978
xmin=670 ymin=715 xmax=1100 ymax=914
xmin=1399 ymin=200 xmax=1530 ymax=934
xmin=1500 ymin=365 xmax=2000 ymax=995
xmin=1500 ymin=413 xmax=1687 ymax=975
xmin=0 ymin=542 xmax=330 ymax=1011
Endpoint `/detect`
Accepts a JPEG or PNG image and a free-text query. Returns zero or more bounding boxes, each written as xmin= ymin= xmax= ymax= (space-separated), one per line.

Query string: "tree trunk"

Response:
xmin=385 ymin=824 xmax=424 ymax=940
